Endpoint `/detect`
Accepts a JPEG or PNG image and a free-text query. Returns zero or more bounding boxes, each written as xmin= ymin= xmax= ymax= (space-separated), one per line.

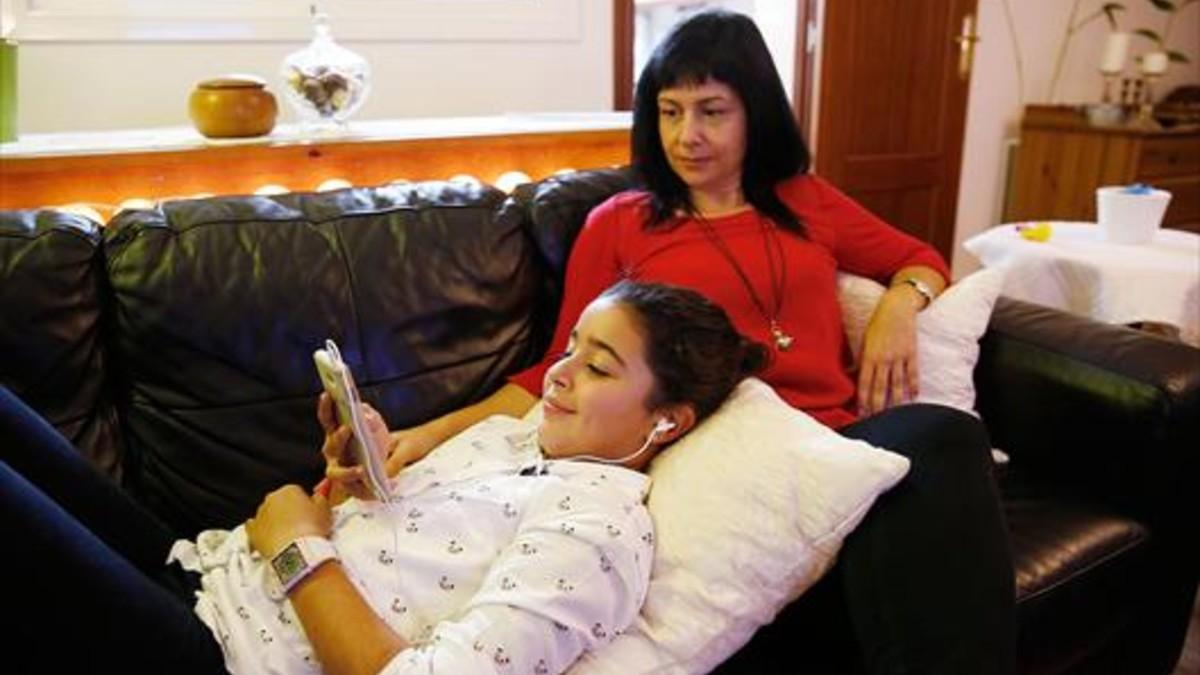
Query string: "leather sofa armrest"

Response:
xmin=975 ymin=297 xmax=1199 ymax=533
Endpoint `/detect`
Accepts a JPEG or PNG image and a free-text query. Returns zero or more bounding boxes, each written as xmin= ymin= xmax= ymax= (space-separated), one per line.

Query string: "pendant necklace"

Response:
xmin=694 ymin=212 xmax=793 ymax=351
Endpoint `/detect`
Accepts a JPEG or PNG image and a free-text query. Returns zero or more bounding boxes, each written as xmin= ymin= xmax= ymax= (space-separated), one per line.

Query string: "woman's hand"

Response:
xmin=246 ymin=485 xmax=332 ymax=558
xmin=317 ymin=393 xmax=398 ymax=502
xmin=856 ymin=287 xmax=922 ymax=416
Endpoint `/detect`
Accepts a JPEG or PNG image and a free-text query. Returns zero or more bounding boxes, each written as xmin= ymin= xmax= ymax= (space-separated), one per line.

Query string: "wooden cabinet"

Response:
xmin=1006 ymin=105 xmax=1200 ymax=232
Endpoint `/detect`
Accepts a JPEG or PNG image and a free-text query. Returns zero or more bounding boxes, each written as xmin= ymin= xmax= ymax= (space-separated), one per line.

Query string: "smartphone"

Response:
xmin=313 ymin=339 xmax=392 ymax=501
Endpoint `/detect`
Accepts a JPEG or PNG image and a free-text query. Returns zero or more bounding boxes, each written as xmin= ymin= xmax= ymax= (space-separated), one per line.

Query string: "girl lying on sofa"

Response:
xmin=0 ymin=280 xmax=766 ymax=675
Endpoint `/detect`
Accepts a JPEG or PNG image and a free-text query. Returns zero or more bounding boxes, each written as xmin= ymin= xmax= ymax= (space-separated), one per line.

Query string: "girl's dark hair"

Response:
xmin=600 ymin=280 xmax=768 ymax=423
xmin=632 ymin=9 xmax=810 ymax=236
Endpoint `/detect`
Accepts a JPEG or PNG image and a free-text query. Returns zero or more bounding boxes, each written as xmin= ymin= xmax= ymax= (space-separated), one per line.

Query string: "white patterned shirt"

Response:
xmin=168 ymin=415 xmax=655 ymax=675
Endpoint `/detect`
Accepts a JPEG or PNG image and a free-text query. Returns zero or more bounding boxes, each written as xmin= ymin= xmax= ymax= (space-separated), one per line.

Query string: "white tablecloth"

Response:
xmin=964 ymin=222 xmax=1200 ymax=346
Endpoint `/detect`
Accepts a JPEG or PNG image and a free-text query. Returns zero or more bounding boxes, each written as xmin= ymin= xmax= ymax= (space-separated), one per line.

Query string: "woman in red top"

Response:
xmin=507 ymin=177 xmax=948 ymax=429
xmin=387 ymin=10 xmax=1015 ymax=675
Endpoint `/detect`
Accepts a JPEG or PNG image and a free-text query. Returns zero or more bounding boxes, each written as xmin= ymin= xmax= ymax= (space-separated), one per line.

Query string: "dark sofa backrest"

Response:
xmin=0 ymin=171 xmax=636 ymax=536
xmin=100 ymin=181 xmax=546 ymax=534
xmin=513 ymin=167 xmax=635 ymax=278
xmin=0 ymin=210 xmax=121 ymax=476
xmin=509 ymin=167 xmax=636 ymax=353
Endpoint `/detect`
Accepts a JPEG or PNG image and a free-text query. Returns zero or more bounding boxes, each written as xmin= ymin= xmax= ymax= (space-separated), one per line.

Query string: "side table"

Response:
xmin=964 ymin=221 xmax=1199 ymax=346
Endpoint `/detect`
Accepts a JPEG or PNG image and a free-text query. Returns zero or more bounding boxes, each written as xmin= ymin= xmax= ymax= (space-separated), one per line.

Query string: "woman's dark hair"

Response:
xmin=600 ymin=280 xmax=767 ymax=423
xmin=632 ymin=9 xmax=810 ymax=236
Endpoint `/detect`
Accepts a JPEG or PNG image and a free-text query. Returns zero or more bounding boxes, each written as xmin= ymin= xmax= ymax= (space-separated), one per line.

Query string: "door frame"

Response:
xmin=614 ymin=0 xmax=634 ymax=111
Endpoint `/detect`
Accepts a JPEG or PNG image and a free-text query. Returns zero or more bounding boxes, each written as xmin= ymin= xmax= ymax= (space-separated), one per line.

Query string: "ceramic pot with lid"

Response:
xmin=188 ymin=74 xmax=278 ymax=139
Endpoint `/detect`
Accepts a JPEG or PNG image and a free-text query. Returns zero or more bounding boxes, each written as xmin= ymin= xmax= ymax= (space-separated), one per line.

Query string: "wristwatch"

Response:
xmin=270 ymin=536 xmax=338 ymax=594
xmin=895 ymin=277 xmax=935 ymax=309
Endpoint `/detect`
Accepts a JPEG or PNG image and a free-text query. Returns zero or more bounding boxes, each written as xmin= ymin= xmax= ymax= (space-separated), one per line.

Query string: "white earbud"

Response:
xmin=560 ymin=418 xmax=676 ymax=465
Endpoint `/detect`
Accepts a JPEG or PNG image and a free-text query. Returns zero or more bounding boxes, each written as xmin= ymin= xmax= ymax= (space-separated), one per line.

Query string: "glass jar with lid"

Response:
xmin=280 ymin=4 xmax=370 ymax=129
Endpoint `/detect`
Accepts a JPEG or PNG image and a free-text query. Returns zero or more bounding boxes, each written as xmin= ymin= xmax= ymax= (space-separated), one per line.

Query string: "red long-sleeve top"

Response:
xmin=510 ymin=174 xmax=949 ymax=428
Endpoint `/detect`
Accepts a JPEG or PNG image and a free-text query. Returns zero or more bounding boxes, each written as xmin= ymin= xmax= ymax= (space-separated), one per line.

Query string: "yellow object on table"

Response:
xmin=1018 ymin=222 xmax=1053 ymax=242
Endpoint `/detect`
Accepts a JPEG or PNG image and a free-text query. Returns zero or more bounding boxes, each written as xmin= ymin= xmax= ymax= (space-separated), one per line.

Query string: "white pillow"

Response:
xmin=568 ymin=378 xmax=910 ymax=675
xmin=836 ymin=266 xmax=1007 ymax=416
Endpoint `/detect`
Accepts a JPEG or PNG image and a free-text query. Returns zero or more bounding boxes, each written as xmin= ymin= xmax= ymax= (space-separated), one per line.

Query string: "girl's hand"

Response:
xmin=317 ymin=393 xmax=398 ymax=501
xmin=384 ymin=425 xmax=442 ymax=477
xmin=246 ymin=485 xmax=331 ymax=558
xmin=856 ymin=287 xmax=921 ymax=416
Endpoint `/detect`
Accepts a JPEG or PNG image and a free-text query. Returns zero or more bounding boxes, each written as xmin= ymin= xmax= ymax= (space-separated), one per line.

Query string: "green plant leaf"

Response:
xmin=1148 ymin=0 xmax=1175 ymax=11
xmin=1166 ymin=50 xmax=1190 ymax=63
xmin=1134 ymin=28 xmax=1164 ymax=45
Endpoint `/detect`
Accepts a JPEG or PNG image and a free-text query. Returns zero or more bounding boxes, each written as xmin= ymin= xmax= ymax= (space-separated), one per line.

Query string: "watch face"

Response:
xmin=272 ymin=542 xmax=306 ymax=584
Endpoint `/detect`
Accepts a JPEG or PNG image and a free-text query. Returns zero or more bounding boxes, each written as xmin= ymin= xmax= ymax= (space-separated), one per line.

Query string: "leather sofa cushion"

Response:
xmin=1008 ymin=498 xmax=1147 ymax=601
xmin=1003 ymin=474 xmax=1152 ymax=672
xmin=103 ymin=183 xmax=544 ymax=535
xmin=0 ymin=210 xmax=121 ymax=476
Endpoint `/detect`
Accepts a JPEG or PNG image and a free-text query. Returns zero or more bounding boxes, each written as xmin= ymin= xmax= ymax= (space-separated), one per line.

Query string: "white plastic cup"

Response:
xmin=1096 ymin=186 xmax=1172 ymax=245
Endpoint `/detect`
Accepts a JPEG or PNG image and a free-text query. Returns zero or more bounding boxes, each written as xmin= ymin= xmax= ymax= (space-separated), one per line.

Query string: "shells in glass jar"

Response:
xmin=280 ymin=9 xmax=369 ymax=125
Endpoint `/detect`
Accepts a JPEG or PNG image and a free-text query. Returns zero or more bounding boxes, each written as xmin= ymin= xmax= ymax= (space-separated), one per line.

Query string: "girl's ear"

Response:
xmin=654 ymin=404 xmax=697 ymax=444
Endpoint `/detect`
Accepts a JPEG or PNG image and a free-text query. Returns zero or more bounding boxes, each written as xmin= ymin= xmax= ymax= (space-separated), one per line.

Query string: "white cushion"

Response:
xmin=836 ymin=266 xmax=1007 ymax=415
xmin=567 ymin=378 xmax=910 ymax=674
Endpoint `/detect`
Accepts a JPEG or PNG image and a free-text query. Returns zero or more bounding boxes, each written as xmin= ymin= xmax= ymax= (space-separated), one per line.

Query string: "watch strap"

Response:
xmin=271 ymin=536 xmax=338 ymax=594
xmin=896 ymin=277 xmax=935 ymax=309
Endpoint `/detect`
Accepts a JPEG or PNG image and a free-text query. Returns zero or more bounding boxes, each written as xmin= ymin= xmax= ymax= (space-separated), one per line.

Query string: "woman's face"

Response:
xmin=657 ymin=77 xmax=748 ymax=200
xmin=539 ymin=298 xmax=663 ymax=463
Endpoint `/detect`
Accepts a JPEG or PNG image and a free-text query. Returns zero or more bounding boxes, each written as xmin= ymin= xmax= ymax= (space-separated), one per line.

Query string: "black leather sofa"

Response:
xmin=2 ymin=169 xmax=1197 ymax=674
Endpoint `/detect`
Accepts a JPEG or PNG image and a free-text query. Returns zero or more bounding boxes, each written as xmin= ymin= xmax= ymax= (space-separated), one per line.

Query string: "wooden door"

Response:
xmin=814 ymin=0 xmax=979 ymax=260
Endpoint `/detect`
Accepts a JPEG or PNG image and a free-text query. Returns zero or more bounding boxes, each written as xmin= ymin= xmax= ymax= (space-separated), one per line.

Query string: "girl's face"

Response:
xmin=539 ymin=298 xmax=664 ymax=464
xmin=657 ymin=77 xmax=748 ymax=201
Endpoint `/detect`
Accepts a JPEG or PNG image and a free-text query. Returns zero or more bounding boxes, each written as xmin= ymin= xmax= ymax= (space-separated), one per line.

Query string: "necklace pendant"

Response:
xmin=770 ymin=322 xmax=794 ymax=351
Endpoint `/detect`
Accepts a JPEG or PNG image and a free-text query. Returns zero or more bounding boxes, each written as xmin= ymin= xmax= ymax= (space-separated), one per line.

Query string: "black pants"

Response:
xmin=0 ymin=387 xmax=226 ymax=674
xmin=718 ymin=404 xmax=1017 ymax=675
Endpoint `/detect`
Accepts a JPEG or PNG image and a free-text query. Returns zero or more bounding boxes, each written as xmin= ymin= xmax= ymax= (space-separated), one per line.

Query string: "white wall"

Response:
xmin=952 ymin=0 xmax=1200 ymax=277
xmin=7 ymin=1 xmax=614 ymax=134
